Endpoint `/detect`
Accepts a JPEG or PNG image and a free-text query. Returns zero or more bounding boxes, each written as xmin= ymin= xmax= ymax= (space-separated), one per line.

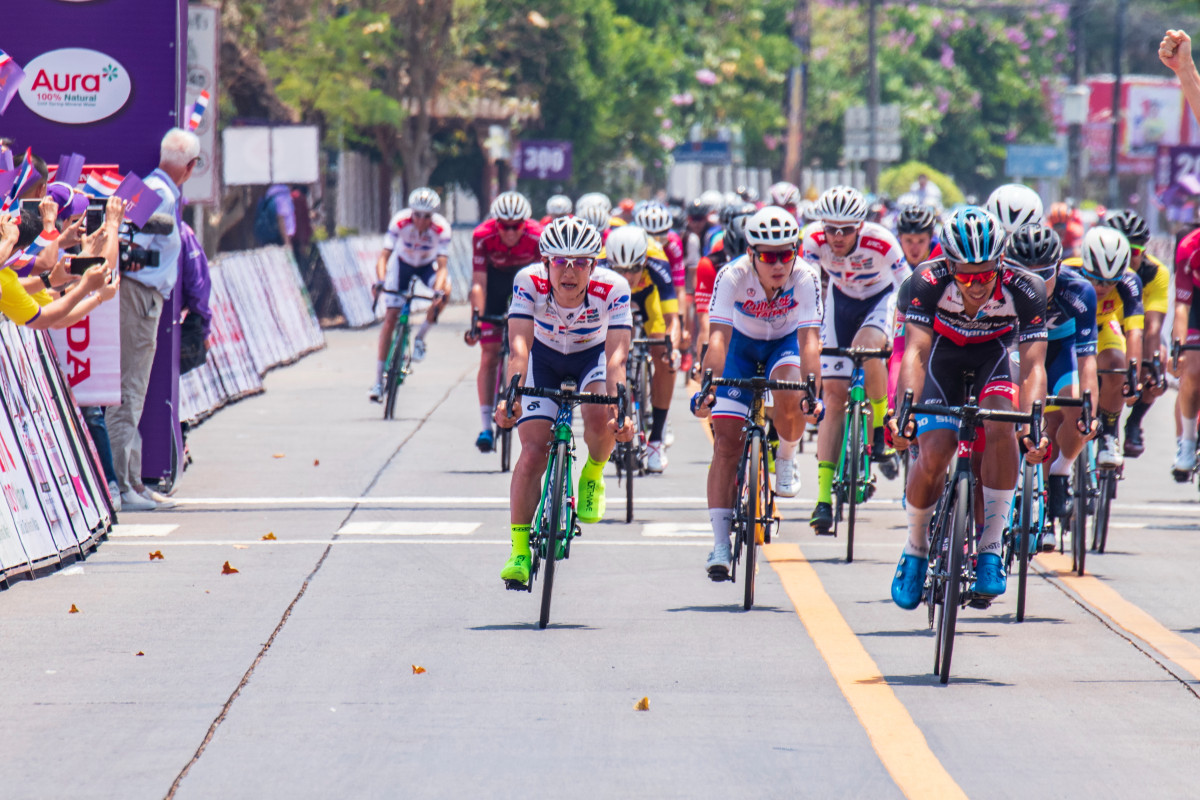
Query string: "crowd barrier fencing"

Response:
xmin=180 ymin=246 xmax=324 ymax=425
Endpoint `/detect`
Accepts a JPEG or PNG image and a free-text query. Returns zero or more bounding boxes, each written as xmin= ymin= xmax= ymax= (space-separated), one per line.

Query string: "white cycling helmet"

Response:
xmin=698 ymin=189 xmax=725 ymax=215
xmin=540 ymin=216 xmax=602 ymax=258
xmin=408 ymin=187 xmax=441 ymax=213
xmin=939 ymin=206 xmax=1007 ymax=263
xmin=1079 ymin=227 xmax=1131 ymax=282
xmin=491 ymin=191 xmax=532 ymax=221
xmin=633 ymin=202 xmax=673 ymax=235
xmin=546 ymin=194 xmax=573 ymax=216
xmin=814 ymin=185 xmax=868 ymax=224
xmin=768 ymin=181 xmax=801 ymax=207
xmin=744 ymin=206 xmax=801 ymax=248
xmin=576 ymin=192 xmax=612 ymax=215
xmin=984 ymin=183 xmax=1044 ymax=233
xmin=576 ymin=202 xmax=612 ymax=230
xmin=604 ymin=225 xmax=649 ymax=269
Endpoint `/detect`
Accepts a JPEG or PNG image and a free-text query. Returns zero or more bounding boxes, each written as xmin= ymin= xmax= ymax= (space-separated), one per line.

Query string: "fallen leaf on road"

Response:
xmin=262 ymin=533 xmax=277 ymax=541
xmin=233 ymin=544 xmax=249 ymax=550
xmin=313 ymin=459 xmax=320 ymax=467
xmin=136 ymin=651 xmax=144 ymax=657
xmin=149 ymin=551 xmax=164 ymax=560
xmin=68 ymin=604 xmax=79 ymax=614
xmin=412 ymin=665 xmax=426 ymax=675
xmin=272 ymin=453 xmax=285 ymax=459
xmin=634 ymin=697 xmax=649 ymax=711
xmin=221 ymin=561 xmax=239 ymax=575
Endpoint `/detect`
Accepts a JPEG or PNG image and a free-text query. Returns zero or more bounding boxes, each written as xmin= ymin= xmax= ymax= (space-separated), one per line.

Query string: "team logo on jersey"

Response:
xmin=588 ymin=281 xmax=613 ymax=301
xmin=737 ymin=288 xmax=798 ymax=320
xmin=530 ymin=275 xmax=552 ymax=294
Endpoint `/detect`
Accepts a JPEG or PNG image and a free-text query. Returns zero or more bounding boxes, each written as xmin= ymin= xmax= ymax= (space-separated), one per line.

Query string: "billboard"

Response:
xmin=1084 ymin=76 xmax=1195 ymax=177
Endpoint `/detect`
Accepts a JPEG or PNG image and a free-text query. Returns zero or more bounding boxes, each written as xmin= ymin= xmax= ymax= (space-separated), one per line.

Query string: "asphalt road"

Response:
xmin=4 ymin=305 xmax=1200 ymax=799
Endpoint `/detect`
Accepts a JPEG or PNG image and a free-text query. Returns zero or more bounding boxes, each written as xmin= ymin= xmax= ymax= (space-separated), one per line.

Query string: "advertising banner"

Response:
xmin=1 ymin=0 xmax=187 ymax=176
xmin=184 ymin=4 xmax=219 ymax=204
xmin=47 ymin=295 xmax=122 ymax=406
xmin=1085 ymin=76 xmax=1195 ymax=176
xmin=515 ymin=140 xmax=573 ymax=181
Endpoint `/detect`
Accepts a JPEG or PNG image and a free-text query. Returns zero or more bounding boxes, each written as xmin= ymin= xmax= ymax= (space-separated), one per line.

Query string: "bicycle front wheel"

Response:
xmin=539 ymin=441 xmax=570 ymax=629
xmin=1072 ymin=453 xmax=1088 ymax=575
xmin=743 ymin=433 xmax=763 ymax=611
xmin=846 ymin=402 xmax=864 ymax=563
xmin=1092 ymin=470 xmax=1113 ymax=555
xmin=1016 ymin=464 xmax=1034 ymax=623
xmin=937 ymin=475 xmax=969 ymax=684
xmin=624 ymin=440 xmax=636 ymax=524
xmin=383 ymin=322 xmax=409 ymax=420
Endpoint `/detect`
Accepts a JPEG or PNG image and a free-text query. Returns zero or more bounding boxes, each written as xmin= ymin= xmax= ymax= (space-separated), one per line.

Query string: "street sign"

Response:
xmin=672 ymin=140 xmax=731 ymax=165
xmin=1005 ymin=144 xmax=1067 ymax=178
xmin=844 ymin=143 xmax=902 ymax=162
xmin=845 ymin=104 xmax=901 ymax=133
xmin=843 ymin=105 xmax=902 ymax=162
xmin=515 ymin=140 xmax=572 ymax=180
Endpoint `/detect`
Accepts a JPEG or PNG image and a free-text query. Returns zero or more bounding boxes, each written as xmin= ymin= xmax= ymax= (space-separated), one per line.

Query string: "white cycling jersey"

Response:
xmin=801 ymin=220 xmax=909 ymax=300
xmin=708 ymin=254 xmax=822 ymax=340
xmin=509 ymin=264 xmax=633 ymax=354
xmin=383 ymin=209 xmax=452 ymax=267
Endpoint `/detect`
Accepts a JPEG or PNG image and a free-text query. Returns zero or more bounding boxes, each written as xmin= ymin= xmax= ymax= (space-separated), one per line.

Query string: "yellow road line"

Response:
xmin=1037 ymin=552 xmax=1200 ymax=681
xmin=765 ymin=543 xmax=968 ymax=800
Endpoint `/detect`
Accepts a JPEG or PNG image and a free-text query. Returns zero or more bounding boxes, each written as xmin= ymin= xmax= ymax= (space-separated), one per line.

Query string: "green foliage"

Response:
xmin=879 ymin=161 xmax=965 ymax=207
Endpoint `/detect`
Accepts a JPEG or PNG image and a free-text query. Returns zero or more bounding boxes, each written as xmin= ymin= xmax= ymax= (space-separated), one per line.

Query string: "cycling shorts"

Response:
xmin=1044 ymin=337 xmax=1079 ymax=405
xmin=821 ymin=284 xmax=895 ymax=377
xmin=915 ymin=337 xmax=1018 ymax=436
xmin=481 ymin=267 xmax=522 ymax=344
xmin=712 ymin=329 xmax=802 ymax=421
xmin=1188 ymin=300 xmax=1200 ymax=345
xmin=518 ymin=340 xmax=607 ymax=426
xmin=384 ymin=260 xmax=436 ymax=310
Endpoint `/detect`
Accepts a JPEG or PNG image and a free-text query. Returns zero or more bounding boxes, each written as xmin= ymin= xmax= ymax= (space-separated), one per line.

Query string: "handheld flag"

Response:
xmin=188 ymin=90 xmax=210 ymax=131
xmin=2 ymin=148 xmax=38 ymax=212
xmin=114 ymin=173 xmax=163 ymax=227
xmin=0 ymin=171 xmax=16 ymax=201
xmin=54 ymin=153 xmax=85 ymax=188
xmin=83 ymin=170 xmax=122 ymax=198
xmin=0 ymin=50 xmax=25 ymax=115
xmin=0 ymin=149 xmax=11 ymax=172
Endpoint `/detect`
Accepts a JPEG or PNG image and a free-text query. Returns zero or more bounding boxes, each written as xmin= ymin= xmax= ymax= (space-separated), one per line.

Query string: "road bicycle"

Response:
xmin=699 ymin=367 xmax=818 ymax=610
xmin=502 ymin=375 xmax=627 ymax=629
xmin=897 ymin=386 xmax=1042 ymax=684
xmin=470 ymin=309 xmax=513 ymax=472
xmin=1091 ymin=362 xmax=1138 ymax=556
xmin=1171 ymin=341 xmax=1200 ymax=488
xmin=821 ymin=345 xmax=891 ymax=563
xmin=613 ymin=320 xmax=672 ymax=523
xmin=375 ymin=278 xmax=442 ymax=421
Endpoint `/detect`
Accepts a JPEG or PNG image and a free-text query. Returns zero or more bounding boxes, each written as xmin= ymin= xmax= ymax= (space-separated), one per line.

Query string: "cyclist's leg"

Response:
xmin=1047 ymin=343 xmax=1084 ymax=517
xmin=411 ymin=264 xmax=440 ymax=343
xmin=855 ymin=289 xmax=896 ymax=457
xmin=763 ymin=335 xmax=805 ymax=496
xmin=1176 ymin=322 xmax=1200 ymax=473
xmin=476 ymin=269 xmax=512 ymax=448
xmin=1095 ymin=320 xmax=1127 ymax=465
xmin=576 ymin=345 xmax=612 ymax=523
xmin=975 ymin=343 xmax=1022 ymax=595
xmin=706 ymin=334 xmax=756 ymax=574
xmin=375 ymin=307 xmax=401 ymax=387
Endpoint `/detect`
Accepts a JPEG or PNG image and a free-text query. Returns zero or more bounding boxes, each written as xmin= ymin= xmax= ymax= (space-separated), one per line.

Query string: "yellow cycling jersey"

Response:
xmin=1137 ymin=252 xmax=1169 ymax=316
xmin=1063 ymin=256 xmax=1144 ymax=332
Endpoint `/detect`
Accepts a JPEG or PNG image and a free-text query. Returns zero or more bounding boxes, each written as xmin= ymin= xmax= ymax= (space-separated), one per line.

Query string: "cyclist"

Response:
xmin=1101 ymin=210 xmax=1169 ymax=457
xmin=635 ymin=202 xmax=690 ymax=358
xmin=1048 ymin=201 xmax=1084 ymax=257
xmin=888 ymin=207 xmax=1049 ymax=608
xmin=1005 ymin=224 xmax=1098 ymax=542
xmin=895 ymin=204 xmax=941 ymax=269
xmin=692 ymin=206 xmax=823 ymax=580
xmin=599 ymin=224 xmax=679 ymax=471
xmin=769 ymin=181 xmax=802 ymax=222
xmin=803 ymin=185 xmax=909 ymax=533
xmin=1062 ymin=227 xmax=1142 ymax=468
xmin=541 ymin=194 xmax=573 ymax=226
xmin=985 ymin=183 xmax=1044 ymax=233
xmin=693 ymin=209 xmax=752 ymax=356
xmin=494 ymin=217 xmax=635 ymax=585
xmin=465 ymin=191 xmax=543 ymax=452
xmin=577 ymin=193 xmax=621 ymax=241
xmin=370 ymin=188 xmax=451 ymax=401
xmin=1170 ymin=225 xmax=1200 ymax=479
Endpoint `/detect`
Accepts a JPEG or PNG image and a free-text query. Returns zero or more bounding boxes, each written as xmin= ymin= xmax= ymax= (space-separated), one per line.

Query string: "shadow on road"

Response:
xmin=866 ymin=674 xmax=1013 ymax=688
xmin=469 ymin=623 xmax=597 ymax=631
xmin=666 ymin=604 xmax=791 ymax=614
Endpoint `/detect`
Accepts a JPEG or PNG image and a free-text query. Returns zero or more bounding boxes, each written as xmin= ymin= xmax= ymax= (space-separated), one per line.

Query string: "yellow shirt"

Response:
xmin=1137 ymin=252 xmax=1169 ymax=316
xmin=0 ymin=268 xmax=43 ymax=325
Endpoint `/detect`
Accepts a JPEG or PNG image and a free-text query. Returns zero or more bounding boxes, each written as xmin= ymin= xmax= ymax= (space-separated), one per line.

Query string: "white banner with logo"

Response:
xmin=47 ymin=294 xmax=122 ymax=406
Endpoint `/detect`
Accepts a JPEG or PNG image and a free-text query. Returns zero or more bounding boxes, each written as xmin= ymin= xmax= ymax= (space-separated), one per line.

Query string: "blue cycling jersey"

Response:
xmin=1046 ymin=266 xmax=1097 ymax=357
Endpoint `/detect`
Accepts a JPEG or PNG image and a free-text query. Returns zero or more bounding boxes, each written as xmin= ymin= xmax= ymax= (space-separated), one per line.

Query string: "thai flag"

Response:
xmin=1 ymin=148 xmax=37 ymax=212
xmin=83 ymin=170 xmax=122 ymax=198
xmin=188 ymin=90 xmax=210 ymax=131
xmin=0 ymin=50 xmax=25 ymax=116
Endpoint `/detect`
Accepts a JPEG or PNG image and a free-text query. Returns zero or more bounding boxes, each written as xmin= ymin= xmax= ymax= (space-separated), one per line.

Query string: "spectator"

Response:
xmin=178 ymin=220 xmax=213 ymax=374
xmin=106 ymin=127 xmax=198 ymax=512
xmin=254 ymin=183 xmax=295 ymax=248
xmin=1161 ymin=30 xmax=1200 ymax=129
xmin=909 ymin=172 xmax=943 ymax=210
xmin=290 ymin=185 xmax=314 ymax=268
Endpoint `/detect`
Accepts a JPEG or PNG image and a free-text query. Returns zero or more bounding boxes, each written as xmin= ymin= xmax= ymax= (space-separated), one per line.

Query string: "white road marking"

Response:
xmin=102 ymin=537 xmax=900 ymax=549
xmin=337 ymin=521 xmax=480 ymax=536
xmin=641 ymin=522 xmax=711 ymax=537
xmin=109 ymin=524 xmax=180 ymax=537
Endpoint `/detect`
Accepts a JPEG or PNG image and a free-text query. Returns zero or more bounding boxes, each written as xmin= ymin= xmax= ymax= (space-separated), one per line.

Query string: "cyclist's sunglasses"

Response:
xmin=753 ymin=248 xmax=798 ymax=265
xmin=613 ymin=261 xmax=646 ymax=273
xmin=823 ymin=224 xmax=859 ymax=237
xmin=951 ymin=267 xmax=999 ymax=286
xmin=498 ymin=220 xmax=525 ymax=231
xmin=412 ymin=211 xmax=432 ymax=220
xmin=1085 ymin=273 xmax=1120 ymax=287
xmin=548 ymin=256 xmax=595 ymax=269
xmin=1129 ymin=243 xmax=1146 ymax=254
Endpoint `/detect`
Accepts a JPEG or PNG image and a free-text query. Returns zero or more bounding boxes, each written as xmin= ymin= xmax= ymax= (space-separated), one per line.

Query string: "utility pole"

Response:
xmin=1068 ymin=0 xmax=1087 ymax=203
xmin=1107 ymin=0 xmax=1128 ymax=208
xmin=866 ymin=0 xmax=880 ymax=193
xmin=784 ymin=0 xmax=811 ymax=186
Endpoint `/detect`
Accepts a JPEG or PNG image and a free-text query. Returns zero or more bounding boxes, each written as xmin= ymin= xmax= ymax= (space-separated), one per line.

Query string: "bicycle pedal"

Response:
xmin=503 ymin=579 xmax=528 ymax=592
xmin=968 ymin=597 xmax=993 ymax=610
xmin=707 ymin=567 xmax=731 ymax=582
xmin=812 ymin=526 xmax=836 ymax=537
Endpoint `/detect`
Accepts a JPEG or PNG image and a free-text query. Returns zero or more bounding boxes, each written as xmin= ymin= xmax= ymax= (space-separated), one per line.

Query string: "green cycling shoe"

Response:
xmin=577 ymin=475 xmax=606 ymax=524
xmin=500 ymin=552 xmax=531 ymax=584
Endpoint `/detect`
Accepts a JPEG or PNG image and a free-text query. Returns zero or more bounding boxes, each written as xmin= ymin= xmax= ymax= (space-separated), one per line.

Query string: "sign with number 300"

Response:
xmin=516 ymin=140 xmax=572 ymax=181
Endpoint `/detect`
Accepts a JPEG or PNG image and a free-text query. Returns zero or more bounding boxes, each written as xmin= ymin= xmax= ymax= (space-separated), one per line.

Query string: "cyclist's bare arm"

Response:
xmin=496 ymin=318 xmax=534 ymax=426
xmin=433 ymin=254 xmax=451 ymax=295
xmin=799 ymin=326 xmax=824 ymax=421
xmin=376 ymin=248 xmax=392 ymax=283
xmin=702 ymin=323 xmax=732 ymax=380
xmin=605 ymin=327 xmax=634 ymax=440
xmin=1161 ymin=31 xmax=1200 ymax=129
xmin=1017 ymin=338 xmax=1050 ymax=457
xmin=889 ymin=323 xmax=933 ymax=447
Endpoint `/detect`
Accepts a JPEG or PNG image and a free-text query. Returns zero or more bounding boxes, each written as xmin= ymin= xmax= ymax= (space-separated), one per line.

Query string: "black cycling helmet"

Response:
xmin=687 ymin=198 xmax=711 ymax=220
xmin=722 ymin=213 xmax=751 ymax=260
xmin=896 ymin=205 xmax=937 ymax=235
xmin=720 ymin=201 xmax=756 ymax=228
xmin=1005 ymin=223 xmax=1063 ymax=278
xmin=1101 ymin=208 xmax=1150 ymax=246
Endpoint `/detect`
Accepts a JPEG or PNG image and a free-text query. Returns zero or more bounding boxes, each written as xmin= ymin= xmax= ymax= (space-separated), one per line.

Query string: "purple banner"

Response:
xmin=1155 ymin=145 xmax=1200 ymax=193
xmin=516 ymin=140 xmax=572 ymax=181
xmin=1 ymin=1 xmax=187 ymax=176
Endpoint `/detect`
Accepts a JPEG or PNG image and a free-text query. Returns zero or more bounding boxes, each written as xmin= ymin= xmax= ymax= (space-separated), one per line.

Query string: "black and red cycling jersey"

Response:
xmin=905 ymin=258 xmax=1047 ymax=348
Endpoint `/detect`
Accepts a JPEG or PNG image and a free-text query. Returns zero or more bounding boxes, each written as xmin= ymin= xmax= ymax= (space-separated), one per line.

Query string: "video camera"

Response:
xmin=117 ymin=213 xmax=175 ymax=270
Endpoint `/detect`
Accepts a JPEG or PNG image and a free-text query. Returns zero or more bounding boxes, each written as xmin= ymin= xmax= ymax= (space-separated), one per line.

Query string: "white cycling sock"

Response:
xmin=1050 ymin=450 xmax=1072 ymax=476
xmin=375 ymin=359 xmax=385 ymax=385
xmin=777 ymin=438 xmax=799 ymax=461
xmin=1183 ymin=417 xmax=1198 ymax=442
xmin=904 ymin=503 xmax=935 ymax=557
xmin=980 ymin=487 xmax=1015 ymax=555
xmin=480 ymin=405 xmax=494 ymax=431
xmin=416 ymin=319 xmax=433 ymax=341
xmin=709 ymin=508 xmax=734 ymax=549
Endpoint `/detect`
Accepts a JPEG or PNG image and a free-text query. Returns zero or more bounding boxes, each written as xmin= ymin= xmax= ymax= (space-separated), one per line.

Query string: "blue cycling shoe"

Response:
xmin=475 ymin=429 xmax=495 ymax=453
xmin=890 ymin=553 xmax=928 ymax=610
xmin=972 ymin=552 xmax=1007 ymax=596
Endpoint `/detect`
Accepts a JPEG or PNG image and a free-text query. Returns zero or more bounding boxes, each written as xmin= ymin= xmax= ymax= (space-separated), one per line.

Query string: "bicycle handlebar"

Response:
xmin=468 ymin=309 xmax=508 ymax=341
xmin=504 ymin=374 xmax=628 ymax=428
xmin=896 ymin=388 xmax=1043 ymax=444
xmin=698 ymin=368 xmax=820 ymax=415
xmin=1045 ymin=390 xmax=1093 ymax=435
xmin=819 ymin=345 xmax=892 ymax=360
xmin=1171 ymin=339 xmax=1200 ymax=370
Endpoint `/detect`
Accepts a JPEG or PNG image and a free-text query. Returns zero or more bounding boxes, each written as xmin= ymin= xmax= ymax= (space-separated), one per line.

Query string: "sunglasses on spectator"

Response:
xmin=549 ymin=256 xmax=595 ymax=269
xmin=753 ymin=248 xmax=798 ymax=265
xmin=951 ymin=267 xmax=999 ymax=286
xmin=499 ymin=220 xmax=524 ymax=231
xmin=823 ymin=224 xmax=859 ymax=237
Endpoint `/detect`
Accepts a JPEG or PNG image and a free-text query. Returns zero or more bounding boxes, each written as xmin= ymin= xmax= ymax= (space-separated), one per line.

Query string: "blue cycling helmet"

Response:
xmin=939 ymin=206 xmax=1007 ymax=264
